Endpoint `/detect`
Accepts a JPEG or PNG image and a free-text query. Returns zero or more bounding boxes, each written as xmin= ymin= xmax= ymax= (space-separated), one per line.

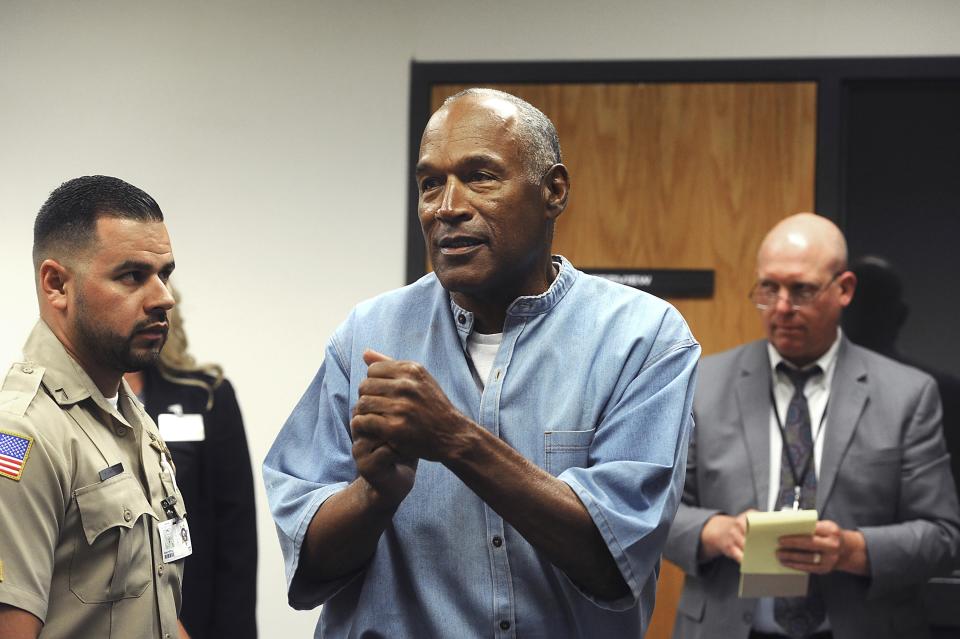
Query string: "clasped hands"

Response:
xmin=350 ymin=349 xmax=471 ymax=507
xmin=700 ymin=510 xmax=858 ymax=575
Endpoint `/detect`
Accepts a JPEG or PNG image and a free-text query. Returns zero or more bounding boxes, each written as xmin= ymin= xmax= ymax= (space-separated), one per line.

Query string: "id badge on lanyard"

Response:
xmin=154 ymin=441 xmax=193 ymax=563
xmin=781 ymin=486 xmax=803 ymax=512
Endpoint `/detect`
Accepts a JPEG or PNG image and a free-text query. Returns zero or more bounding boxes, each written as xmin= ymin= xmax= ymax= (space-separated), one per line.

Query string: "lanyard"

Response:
xmin=769 ymin=383 xmax=828 ymax=510
xmin=150 ymin=435 xmax=182 ymax=520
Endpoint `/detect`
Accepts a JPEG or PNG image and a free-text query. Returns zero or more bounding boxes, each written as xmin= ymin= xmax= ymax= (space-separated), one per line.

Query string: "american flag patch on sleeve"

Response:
xmin=0 ymin=430 xmax=33 ymax=481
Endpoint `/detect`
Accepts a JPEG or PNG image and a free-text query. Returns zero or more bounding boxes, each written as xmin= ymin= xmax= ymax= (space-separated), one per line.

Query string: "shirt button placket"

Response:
xmin=487 ymin=517 xmax=514 ymax=639
xmin=485 ymin=326 xmax=514 ymax=637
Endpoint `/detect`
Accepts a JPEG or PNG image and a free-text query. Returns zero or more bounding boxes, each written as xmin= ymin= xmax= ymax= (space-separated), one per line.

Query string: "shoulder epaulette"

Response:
xmin=0 ymin=362 xmax=46 ymax=417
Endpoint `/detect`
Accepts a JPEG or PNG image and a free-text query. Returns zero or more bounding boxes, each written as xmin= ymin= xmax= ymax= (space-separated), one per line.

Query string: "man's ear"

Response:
xmin=38 ymin=259 xmax=72 ymax=312
xmin=837 ymin=270 xmax=857 ymax=307
xmin=541 ymin=163 xmax=570 ymax=221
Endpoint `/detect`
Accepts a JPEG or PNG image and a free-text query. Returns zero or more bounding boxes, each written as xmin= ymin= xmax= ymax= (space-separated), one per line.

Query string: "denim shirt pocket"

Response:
xmin=544 ymin=430 xmax=594 ymax=476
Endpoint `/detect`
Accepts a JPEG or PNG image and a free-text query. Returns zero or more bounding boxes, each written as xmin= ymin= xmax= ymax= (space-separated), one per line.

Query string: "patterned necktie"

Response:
xmin=773 ymin=363 xmax=826 ymax=639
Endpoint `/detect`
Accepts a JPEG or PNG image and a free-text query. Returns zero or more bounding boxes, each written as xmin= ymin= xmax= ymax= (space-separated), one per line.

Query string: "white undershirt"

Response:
xmin=466 ymin=332 xmax=503 ymax=390
xmin=754 ymin=330 xmax=841 ymax=633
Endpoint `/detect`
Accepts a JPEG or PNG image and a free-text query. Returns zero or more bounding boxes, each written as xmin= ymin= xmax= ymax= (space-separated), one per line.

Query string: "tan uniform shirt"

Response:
xmin=0 ymin=321 xmax=186 ymax=639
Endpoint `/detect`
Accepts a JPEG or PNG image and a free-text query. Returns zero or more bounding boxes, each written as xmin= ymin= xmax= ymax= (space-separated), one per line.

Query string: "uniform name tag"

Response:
xmin=158 ymin=413 xmax=205 ymax=442
xmin=158 ymin=517 xmax=193 ymax=563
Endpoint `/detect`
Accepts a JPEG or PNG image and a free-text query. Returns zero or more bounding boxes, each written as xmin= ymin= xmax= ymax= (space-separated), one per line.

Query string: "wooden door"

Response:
xmin=431 ymin=82 xmax=816 ymax=637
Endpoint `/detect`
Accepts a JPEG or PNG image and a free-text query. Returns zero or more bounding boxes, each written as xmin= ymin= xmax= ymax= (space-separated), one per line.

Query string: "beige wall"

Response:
xmin=2 ymin=1 xmax=959 ymax=634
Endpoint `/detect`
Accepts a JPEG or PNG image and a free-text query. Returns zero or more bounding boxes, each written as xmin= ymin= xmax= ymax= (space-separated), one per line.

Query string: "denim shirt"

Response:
xmin=263 ymin=256 xmax=700 ymax=639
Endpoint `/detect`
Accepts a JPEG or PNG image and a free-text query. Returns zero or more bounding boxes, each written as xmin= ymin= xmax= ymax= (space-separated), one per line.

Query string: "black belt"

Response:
xmin=749 ymin=631 xmax=832 ymax=639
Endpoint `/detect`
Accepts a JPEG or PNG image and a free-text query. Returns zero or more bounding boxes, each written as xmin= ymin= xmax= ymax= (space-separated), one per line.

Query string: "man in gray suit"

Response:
xmin=665 ymin=213 xmax=960 ymax=639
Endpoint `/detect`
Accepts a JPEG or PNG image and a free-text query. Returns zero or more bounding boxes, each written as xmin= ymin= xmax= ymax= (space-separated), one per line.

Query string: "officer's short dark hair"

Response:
xmin=33 ymin=175 xmax=165 ymax=269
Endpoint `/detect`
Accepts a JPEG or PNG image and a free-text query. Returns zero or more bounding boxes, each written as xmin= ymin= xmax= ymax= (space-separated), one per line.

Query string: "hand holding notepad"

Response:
xmin=739 ymin=509 xmax=818 ymax=597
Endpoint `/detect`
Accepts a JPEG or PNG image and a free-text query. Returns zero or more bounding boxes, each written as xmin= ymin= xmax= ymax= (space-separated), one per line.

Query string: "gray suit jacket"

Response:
xmin=664 ymin=338 xmax=960 ymax=639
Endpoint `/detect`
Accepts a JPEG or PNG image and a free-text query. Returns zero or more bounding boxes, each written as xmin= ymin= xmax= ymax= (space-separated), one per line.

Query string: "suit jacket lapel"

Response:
xmin=818 ymin=338 xmax=869 ymax=512
xmin=736 ymin=341 xmax=774 ymax=510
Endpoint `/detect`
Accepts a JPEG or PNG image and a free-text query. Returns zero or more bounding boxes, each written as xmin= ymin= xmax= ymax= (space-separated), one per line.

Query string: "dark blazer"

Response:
xmin=664 ymin=337 xmax=960 ymax=639
xmin=142 ymin=367 xmax=258 ymax=639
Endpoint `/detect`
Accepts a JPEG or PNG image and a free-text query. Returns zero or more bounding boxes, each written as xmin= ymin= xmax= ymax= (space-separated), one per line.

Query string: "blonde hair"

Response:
xmin=158 ymin=284 xmax=223 ymax=411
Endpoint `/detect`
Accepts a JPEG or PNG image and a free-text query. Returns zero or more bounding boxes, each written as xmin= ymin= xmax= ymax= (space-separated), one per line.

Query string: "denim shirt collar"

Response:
xmin=448 ymin=255 xmax=578 ymax=347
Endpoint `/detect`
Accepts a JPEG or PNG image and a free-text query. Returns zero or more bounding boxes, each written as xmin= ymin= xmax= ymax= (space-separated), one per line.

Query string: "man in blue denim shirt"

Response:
xmin=263 ymin=88 xmax=700 ymax=638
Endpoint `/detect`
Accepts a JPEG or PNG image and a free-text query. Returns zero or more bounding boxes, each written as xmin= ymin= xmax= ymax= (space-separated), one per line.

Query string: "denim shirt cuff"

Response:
xmin=559 ymin=476 xmax=641 ymax=611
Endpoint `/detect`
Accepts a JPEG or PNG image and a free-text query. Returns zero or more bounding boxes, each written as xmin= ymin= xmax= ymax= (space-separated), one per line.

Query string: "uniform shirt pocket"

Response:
xmin=71 ymin=473 xmax=157 ymax=603
xmin=544 ymin=430 xmax=594 ymax=476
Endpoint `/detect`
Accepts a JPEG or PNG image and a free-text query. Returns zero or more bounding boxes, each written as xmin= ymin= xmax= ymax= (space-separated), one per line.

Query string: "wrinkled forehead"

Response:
xmin=419 ymin=96 xmax=522 ymax=157
xmin=757 ymin=237 xmax=835 ymax=282
xmin=87 ymin=217 xmax=174 ymax=266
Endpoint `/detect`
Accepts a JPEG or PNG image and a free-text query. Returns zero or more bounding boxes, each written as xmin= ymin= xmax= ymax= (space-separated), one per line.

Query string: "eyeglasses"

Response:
xmin=749 ymin=272 xmax=842 ymax=310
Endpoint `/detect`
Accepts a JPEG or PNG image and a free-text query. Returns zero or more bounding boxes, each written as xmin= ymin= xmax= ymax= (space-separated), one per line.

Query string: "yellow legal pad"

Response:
xmin=739 ymin=509 xmax=818 ymax=598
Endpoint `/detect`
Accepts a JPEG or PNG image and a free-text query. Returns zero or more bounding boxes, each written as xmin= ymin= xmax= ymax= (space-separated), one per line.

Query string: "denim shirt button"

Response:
xmin=499 ymin=620 xmax=511 ymax=630
xmin=458 ymin=313 xmax=466 ymax=325
xmin=492 ymin=535 xmax=503 ymax=547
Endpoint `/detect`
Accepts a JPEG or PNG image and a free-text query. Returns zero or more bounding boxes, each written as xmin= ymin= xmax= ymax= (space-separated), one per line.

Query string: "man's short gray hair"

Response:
xmin=442 ymin=88 xmax=562 ymax=180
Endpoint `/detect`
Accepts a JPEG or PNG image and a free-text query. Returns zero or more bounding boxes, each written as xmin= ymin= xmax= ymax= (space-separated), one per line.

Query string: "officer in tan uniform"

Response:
xmin=0 ymin=176 xmax=191 ymax=639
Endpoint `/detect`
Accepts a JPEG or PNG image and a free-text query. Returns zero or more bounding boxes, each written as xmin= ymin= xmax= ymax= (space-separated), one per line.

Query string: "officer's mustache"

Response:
xmin=132 ymin=312 xmax=169 ymax=335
